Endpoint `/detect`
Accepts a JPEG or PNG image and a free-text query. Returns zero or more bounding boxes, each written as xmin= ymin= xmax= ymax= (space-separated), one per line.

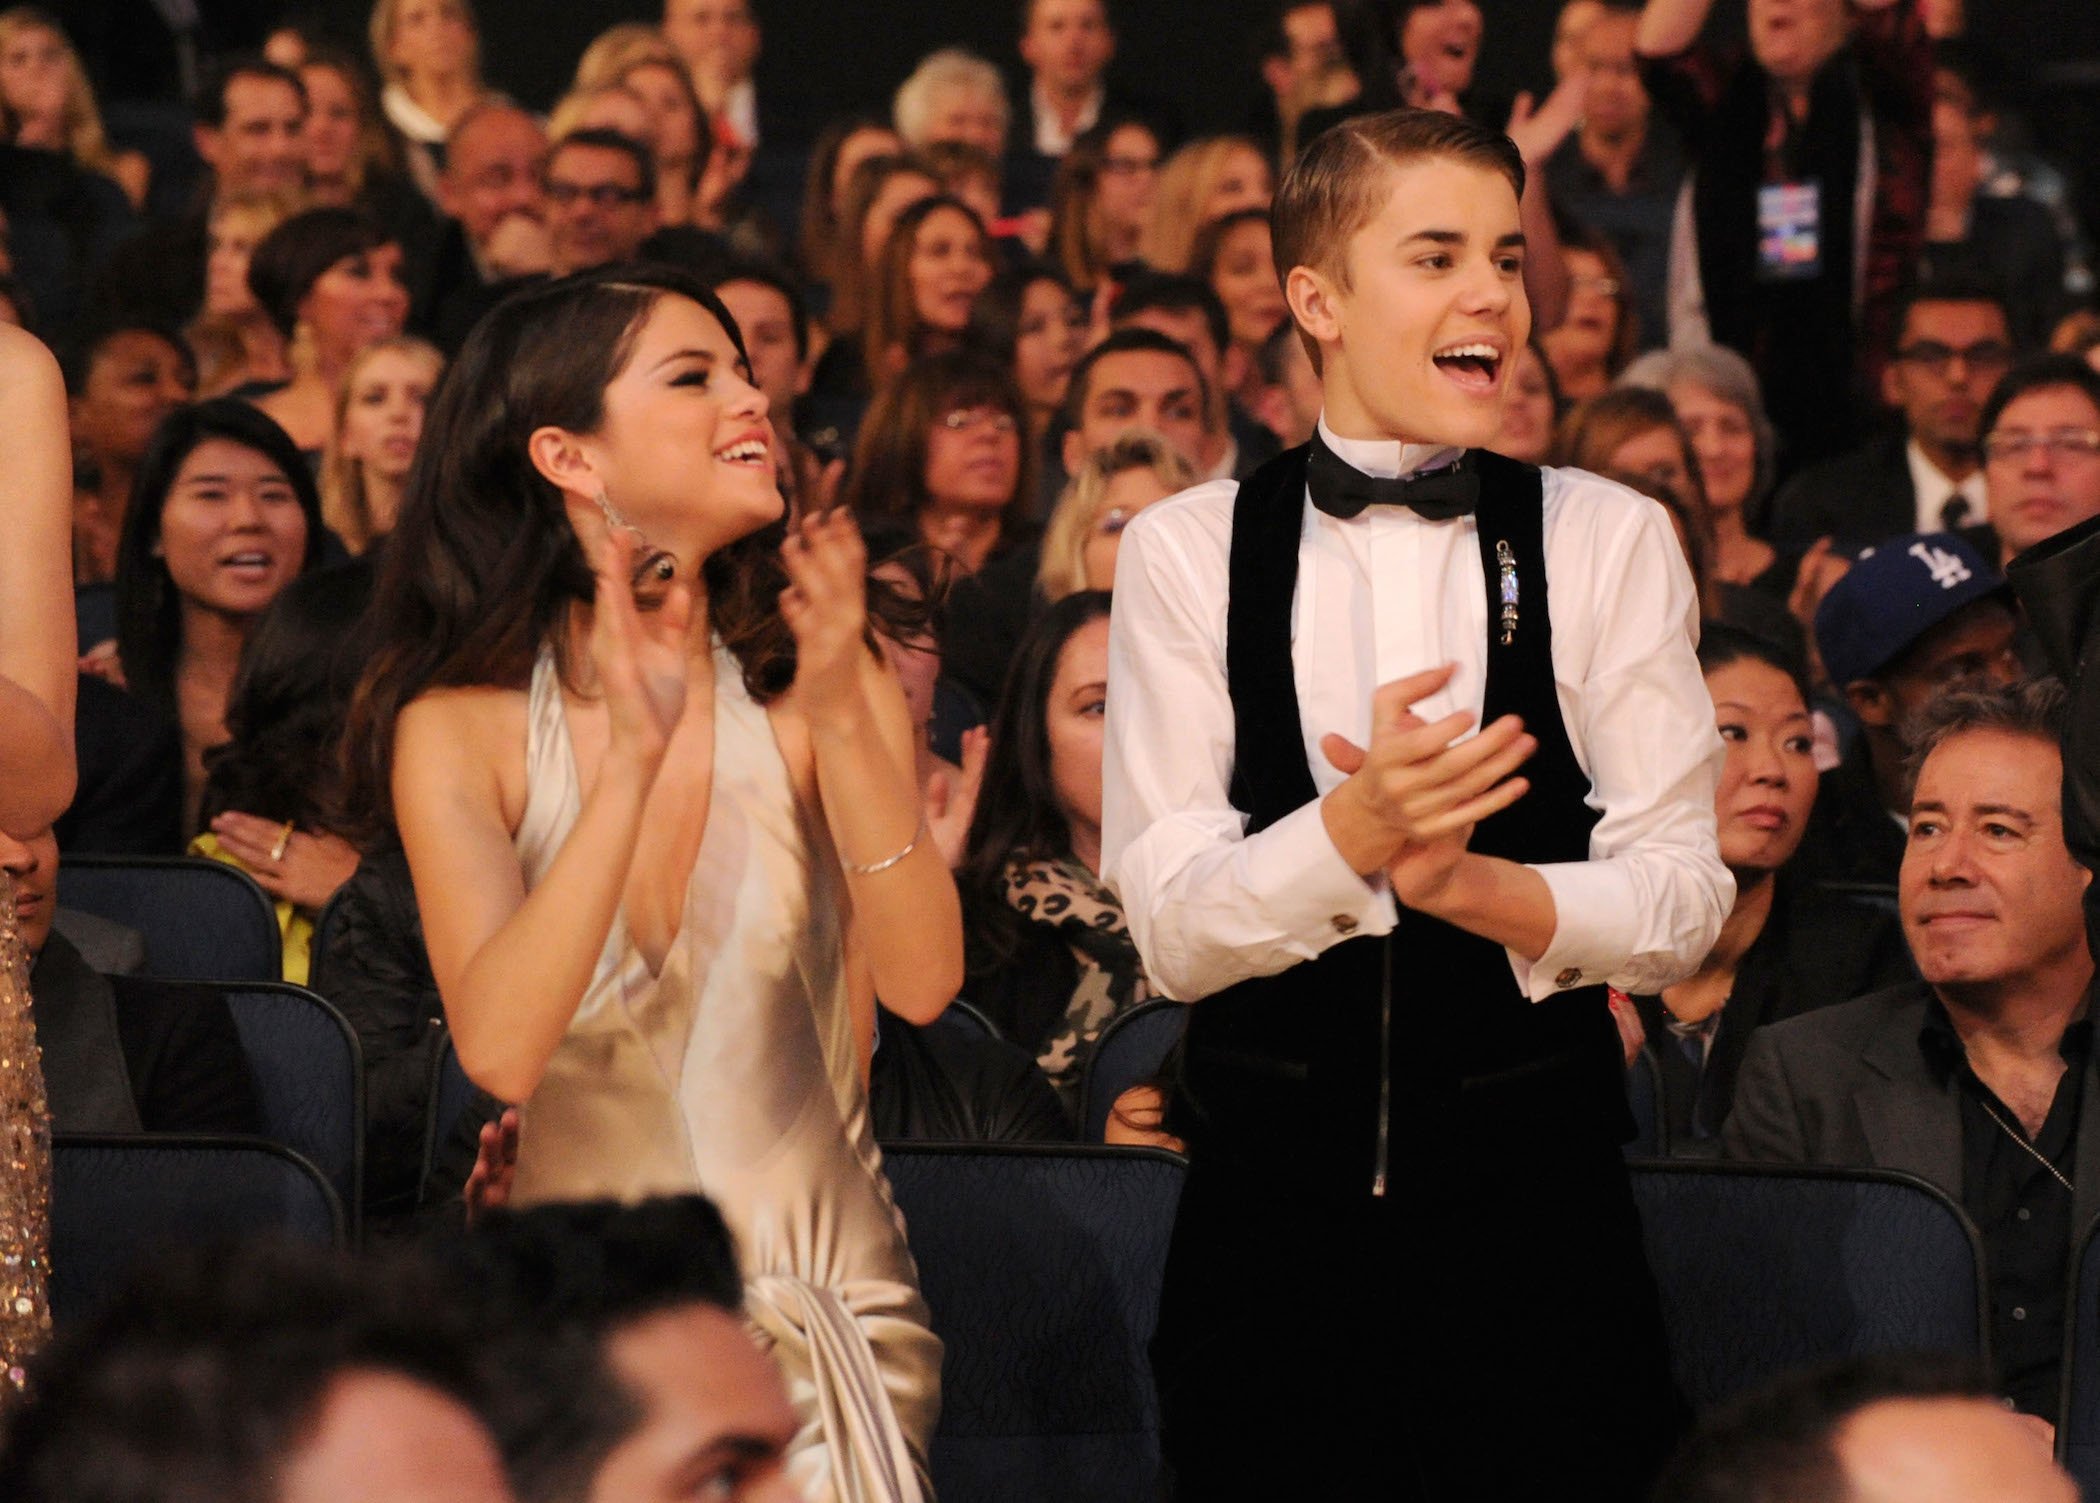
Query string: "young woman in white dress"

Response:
xmin=346 ymin=265 xmax=962 ymax=1503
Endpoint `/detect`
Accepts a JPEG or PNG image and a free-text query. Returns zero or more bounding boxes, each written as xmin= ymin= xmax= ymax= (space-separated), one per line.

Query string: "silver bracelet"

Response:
xmin=841 ymin=818 xmax=924 ymax=876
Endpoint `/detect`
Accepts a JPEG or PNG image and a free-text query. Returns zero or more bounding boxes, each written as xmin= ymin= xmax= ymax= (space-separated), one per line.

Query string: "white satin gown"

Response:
xmin=507 ymin=645 xmax=941 ymax=1502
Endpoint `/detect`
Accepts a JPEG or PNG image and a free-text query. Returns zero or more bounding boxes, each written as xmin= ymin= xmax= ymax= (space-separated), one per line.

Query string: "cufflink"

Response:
xmin=1332 ymin=915 xmax=1359 ymax=935
xmin=1555 ymin=967 xmax=1583 ymax=988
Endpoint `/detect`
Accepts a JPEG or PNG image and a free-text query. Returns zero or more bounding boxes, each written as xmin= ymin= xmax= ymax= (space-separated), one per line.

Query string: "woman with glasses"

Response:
xmin=1047 ymin=116 xmax=1160 ymax=298
xmin=1541 ymin=230 xmax=1637 ymax=403
xmin=1037 ymin=430 xmax=1192 ymax=600
xmin=844 ymin=352 xmax=1033 ymax=578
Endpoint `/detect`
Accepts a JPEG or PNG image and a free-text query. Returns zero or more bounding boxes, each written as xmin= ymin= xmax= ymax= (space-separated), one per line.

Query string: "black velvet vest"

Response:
xmin=1174 ymin=444 xmax=1630 ymax=1195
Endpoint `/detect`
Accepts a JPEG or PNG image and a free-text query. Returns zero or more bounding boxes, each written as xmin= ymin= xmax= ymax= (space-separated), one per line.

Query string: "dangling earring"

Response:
xmin=288 ymin=318 xmax=318 ymax=377
xmin=595 ymin=486 xmax=677 ymax=584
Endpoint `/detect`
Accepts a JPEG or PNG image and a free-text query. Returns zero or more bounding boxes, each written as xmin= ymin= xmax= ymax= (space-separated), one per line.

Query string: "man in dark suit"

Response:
xmin=1005 ymin=0 xmax=1175 ymax=210
xmin=1768 ymin=279 xmax=2014 ymax=557
xmin=1723 ymin=679 xmax=2095 ymax=1423
xmin=6 ymin=825 xmax=256 ymax=1135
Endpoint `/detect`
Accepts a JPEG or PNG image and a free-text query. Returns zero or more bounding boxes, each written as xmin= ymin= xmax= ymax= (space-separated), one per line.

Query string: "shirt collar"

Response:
xmin=1919 ymin=992 xmax=2096 ymax=1085
xmin=1906 ymin=438 xmax=1988 ymax=528
xmin=1315 ymin=414 xmax=1461 ymax=481
xmin=1032 ymin=79 xmax=1104 ymax=155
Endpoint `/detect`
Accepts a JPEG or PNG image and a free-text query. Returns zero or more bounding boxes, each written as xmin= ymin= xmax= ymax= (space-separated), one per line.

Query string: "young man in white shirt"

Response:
xmin=1102 ymin=107 xmax=1731 ymax=1498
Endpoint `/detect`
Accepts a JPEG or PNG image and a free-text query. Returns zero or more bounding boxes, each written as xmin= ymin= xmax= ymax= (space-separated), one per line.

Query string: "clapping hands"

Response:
xmin=574 ymin=503 xmax=694 ymax=766
xmin=780 ymin=508 xmax=871 ymax=722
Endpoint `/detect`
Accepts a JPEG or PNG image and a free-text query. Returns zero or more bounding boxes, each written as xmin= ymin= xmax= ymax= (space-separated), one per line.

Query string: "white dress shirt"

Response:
xmin=1906 ymin=438 xmax=1989 ymax=533
xmin=1102 ymin=418 xmax=1734 ymax=1004
xmin=1031 ymin=80 xmax=1103 ymax=157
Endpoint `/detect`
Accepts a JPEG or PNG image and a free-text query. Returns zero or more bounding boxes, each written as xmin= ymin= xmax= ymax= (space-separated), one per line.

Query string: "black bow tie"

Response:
xmin=1306 ymin=432 xmax=1479 ymax=521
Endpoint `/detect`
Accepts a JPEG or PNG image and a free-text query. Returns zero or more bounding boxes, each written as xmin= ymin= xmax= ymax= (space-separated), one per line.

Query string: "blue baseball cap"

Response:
xmin=1814 ymin=531 xmax=2009 ymax=688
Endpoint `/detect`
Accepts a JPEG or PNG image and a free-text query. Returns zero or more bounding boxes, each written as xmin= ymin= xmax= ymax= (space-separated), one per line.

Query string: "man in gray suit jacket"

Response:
xmin=1723 ymin=680 xmax=2095 ymax=1423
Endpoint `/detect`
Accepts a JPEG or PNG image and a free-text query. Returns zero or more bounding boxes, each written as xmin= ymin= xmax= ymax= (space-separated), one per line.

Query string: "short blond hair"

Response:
xmin=1037 ymin=429 xmax=1194 ymax=600
xmin=368 ymin=0 xmax=479 ymax=86
xmin=1272 ymin=108 xmax=1523 ymax=291
xmin=571 ymin=22 xmax=680 ymax=94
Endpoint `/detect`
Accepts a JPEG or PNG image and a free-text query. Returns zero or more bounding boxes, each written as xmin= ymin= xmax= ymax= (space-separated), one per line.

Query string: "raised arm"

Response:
xmin=1636 ymin=0 xmax=1716 ymax=58
xmin=396 ymin=528 xmax=692 ymax=1104
xmin=780 ymin=509 xmax=963 ymax=1024
xmin=0 ymin=324 xmax=77 ymax=832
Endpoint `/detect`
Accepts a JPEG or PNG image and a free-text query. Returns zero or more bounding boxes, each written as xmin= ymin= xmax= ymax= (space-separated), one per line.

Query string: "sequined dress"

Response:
xmin=0 ymin=870 xmax=50 ymax=1392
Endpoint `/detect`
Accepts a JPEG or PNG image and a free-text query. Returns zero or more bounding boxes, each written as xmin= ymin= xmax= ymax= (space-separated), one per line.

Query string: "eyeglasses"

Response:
xmin=1096 ymin=507 xmax=1135 ymax=535
xmin=1570 ymin=274 xmax=1621 ymax=298
xmin=545 ymin=180 xmax=650 ymax=209
xmin=1894 ymin=340 xmax=2014 ymax=375
xmin=1100 ymin=155 xmax=1159 ymax=177
xmin=939 ymin=406 xmax=1018 ymax=434
xmin=1981 ymin=427 xmax=2100 ymax=464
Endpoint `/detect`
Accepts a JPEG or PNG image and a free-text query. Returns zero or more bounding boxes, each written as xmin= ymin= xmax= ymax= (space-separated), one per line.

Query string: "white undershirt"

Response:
xmin=1906 ymin=438 xmax=1989 ymax=534
xmin=1031 ymin=79 xmax=1104 ymax=157
xmin=1101 ymin=418 xmax=1734 ymax=1003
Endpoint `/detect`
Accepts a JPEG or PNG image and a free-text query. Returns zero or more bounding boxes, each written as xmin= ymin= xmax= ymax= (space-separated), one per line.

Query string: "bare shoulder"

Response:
xmin=396 ymin=684 xmax=532 ymax=828
xmin=0 ymin=324 xmax=62 ymax=397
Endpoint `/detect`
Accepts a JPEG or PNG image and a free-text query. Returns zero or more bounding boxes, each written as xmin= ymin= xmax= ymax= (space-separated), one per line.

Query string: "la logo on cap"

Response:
xmin=1908 ymin=540 xmax=1973 ymax=591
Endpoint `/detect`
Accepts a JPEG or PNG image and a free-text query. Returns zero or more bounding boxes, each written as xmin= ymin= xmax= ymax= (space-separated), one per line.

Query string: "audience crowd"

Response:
xmin=3 ymin=0 xmax=2100 ymax=1497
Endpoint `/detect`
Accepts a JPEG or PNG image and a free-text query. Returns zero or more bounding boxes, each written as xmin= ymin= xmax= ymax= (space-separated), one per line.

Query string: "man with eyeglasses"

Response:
xmin=545 ymin=129 xmax=662 ymax=279
xmin=1977 ymin=354 xmax=2100 ymax=571
xmin=1770 ymin=278 xmax=2014 ymax=556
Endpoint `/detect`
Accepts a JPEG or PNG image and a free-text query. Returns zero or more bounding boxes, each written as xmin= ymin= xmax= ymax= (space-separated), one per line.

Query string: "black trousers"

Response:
xmin=1153 ymin=1136 xmax=1684 ymax=1501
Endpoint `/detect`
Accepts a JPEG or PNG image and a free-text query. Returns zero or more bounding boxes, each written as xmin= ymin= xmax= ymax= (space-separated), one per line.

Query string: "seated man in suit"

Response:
xmin=1723 ymin=679 xmax=2094 ymax=1423
xmin=1802 ymin=531 xmax=2023 ymax=886
xmin=4 ymin=825 xmax=256 ymax=1135
xmin=1768 ymin=277 xmax=2013 ymax=557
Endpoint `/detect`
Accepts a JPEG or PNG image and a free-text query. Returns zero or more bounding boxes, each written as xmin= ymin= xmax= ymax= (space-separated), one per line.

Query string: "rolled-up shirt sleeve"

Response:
xmin=1518 ymin=478 xmax=1734 ymax=1000
xmin=1101 ymin=493 xmax=1393 ymax=1003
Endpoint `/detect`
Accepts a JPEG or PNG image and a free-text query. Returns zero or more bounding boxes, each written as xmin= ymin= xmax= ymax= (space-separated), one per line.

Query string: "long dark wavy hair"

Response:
xmin=198 ymin=560 xmax=372 ymax=834
xmin=113 ymin=399 xmax=326 ymax=719
xmin=957 ymin=590 xmax=1113 ymax=968
xmin=341 ymin=264 xmax=798 ymax=839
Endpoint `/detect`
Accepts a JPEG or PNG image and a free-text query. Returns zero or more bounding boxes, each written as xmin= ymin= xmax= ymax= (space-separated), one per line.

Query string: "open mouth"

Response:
xmin=1433 ymin=341 xmax=1502 ymax=393
xmin=220 ymin=550 xmax=276 ymax=578
xmin=713 ymin=436 xmax=770 ymax=467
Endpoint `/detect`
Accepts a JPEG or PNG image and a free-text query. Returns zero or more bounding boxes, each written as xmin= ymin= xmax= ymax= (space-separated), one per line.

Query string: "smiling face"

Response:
xmin=157 ymin=438 xmax=309 ymax=619
xmin=202 ymin=73 xmax=308 ymax=198
xmin=1210 ymin=217 xmax=1287 ymax=351
xmin=73 ymin=331 xmax=198 ymax=466
xmin=340 ymin=346 xmax=441 ymax=502
xmin=1670 ymin=380 xmax=1756 ymax=516
xmin=546 ymin=142 xmax=659 ymax=276
xmin=1013 ymin=277 xmax=1086 ymax=414
xmin=1293 ymin=155 xmax=1529 ymax=448
xmin=907 ymin=205 xmax=993 ymax=334
xmin=300 ymin=242 xmax=411 ymax=369
xmin=1707 ymin=657 xmax=1817 ymax=875
xmin=549 ymin=293 xmax=781 ymax=564
xmin=1901 ymin=729 xmax=2090 ymax=996
xmin=1046 ymin=615 xmax=1111 ymax=847
xmin=1982 ymin=384 xmax=2100 ymax=558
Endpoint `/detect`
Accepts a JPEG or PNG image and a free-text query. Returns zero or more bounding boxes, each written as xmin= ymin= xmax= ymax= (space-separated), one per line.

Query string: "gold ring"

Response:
xmin=269 ymin=821 xmax=294 ymax=862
